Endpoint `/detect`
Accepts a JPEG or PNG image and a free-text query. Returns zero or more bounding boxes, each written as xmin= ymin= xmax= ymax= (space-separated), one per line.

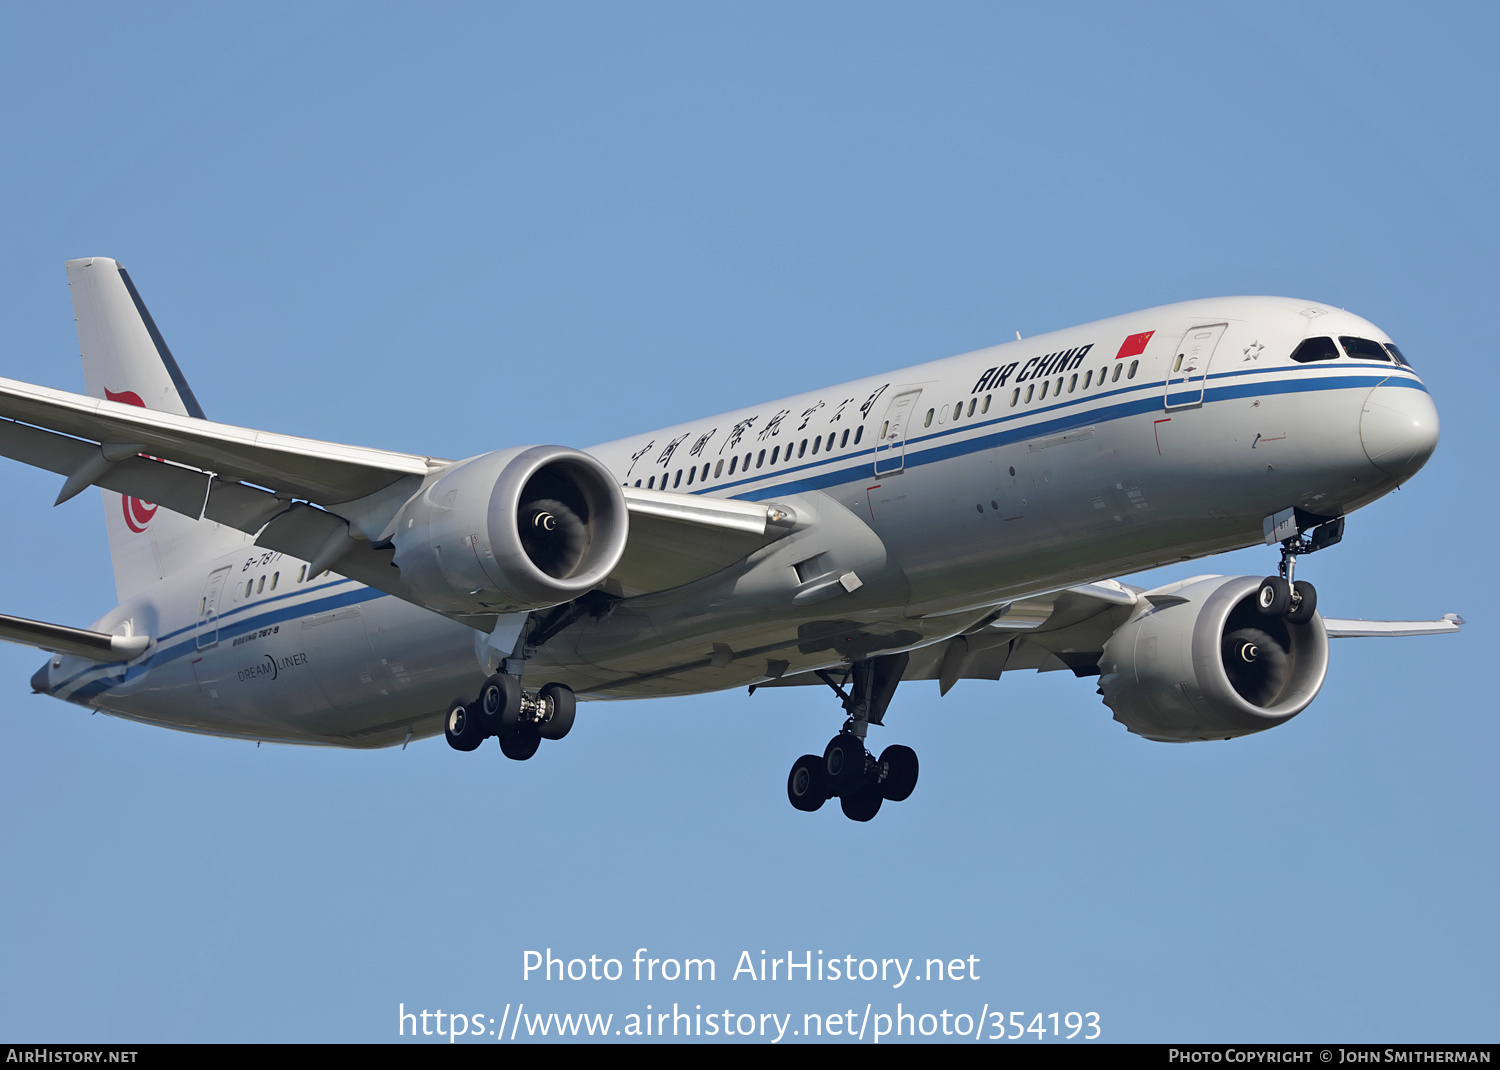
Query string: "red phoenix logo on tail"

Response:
xmin=104 ymin=388 xmax=158 ymax=533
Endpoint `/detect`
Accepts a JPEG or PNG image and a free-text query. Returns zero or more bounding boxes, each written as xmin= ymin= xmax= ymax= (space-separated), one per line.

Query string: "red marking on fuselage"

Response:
xmin=104 ymin=388 xmax=158 ymax=532
xmin=1153 ymin=417 xmax=1171 ymax=456
xmin=1117 ymin=330 xmax=1155 ymax=360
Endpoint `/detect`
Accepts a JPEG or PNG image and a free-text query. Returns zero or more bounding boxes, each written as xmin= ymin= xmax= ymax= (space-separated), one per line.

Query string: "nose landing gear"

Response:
xmin=782 ymin=652 xmax=920 ymax=822
xmin=443 ymin=674 xmax=577 ymax=760
xmin=1258 ymin=513 xmax=1343 ymax=623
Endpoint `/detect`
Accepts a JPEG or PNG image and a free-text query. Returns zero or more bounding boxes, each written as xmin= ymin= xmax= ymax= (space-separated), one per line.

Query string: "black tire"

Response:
xmin=499 ymin=729 xmax=541 ymax=761
xmin=1256 ymin=576 xmax=1291 ymax=617
xmin=1286 ymin=580 xmax=1318 ymax=623
xmin=787 ymin=754 xmax=829 ymax=812
xmin=444 ymin=700 xmax=485 ymax=752
xmin=822 ymin=733 xmax=869 ymax=796
xmin=877 ymin=744 xmax=919 ymax=802
xmin=478 ymin=673 xmax=523 ymax=736
xmin=840 ymin=786 xmax=883 ymax=822
xmin=536 ymin=683 xmax=576 ymax=741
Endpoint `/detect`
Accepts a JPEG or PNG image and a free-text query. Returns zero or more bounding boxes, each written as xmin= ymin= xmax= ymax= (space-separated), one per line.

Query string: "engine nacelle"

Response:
xmin=1098 ymin=575 xmax=1329 ymax=742
xmin=389 ymin=445 xmax=628 ymax=614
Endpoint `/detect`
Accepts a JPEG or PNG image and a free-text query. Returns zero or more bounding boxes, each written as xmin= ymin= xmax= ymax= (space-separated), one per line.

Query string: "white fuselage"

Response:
xmin=36 ymin=296 xmax=1437 ymax=746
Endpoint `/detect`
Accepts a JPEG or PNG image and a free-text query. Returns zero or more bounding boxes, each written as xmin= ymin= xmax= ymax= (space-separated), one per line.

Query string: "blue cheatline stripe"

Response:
xmin=61 ymin=366 xmax=1426 ymax=701
xmin=712 ymin=369 xmax=1423 ymax=503
xmin=57 ymin=582 xmax=387 ymax=700
xmin=150 ymin=576 xmax=361 ymax=647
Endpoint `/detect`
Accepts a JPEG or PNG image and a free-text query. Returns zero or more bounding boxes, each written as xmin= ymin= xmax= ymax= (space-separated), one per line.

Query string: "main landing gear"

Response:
xmin=784 ymin=652 xmax=919 ymax=822
xmin=1256 ymin=515 xmax=1344 ymax=623
xmin=444 ymin=674 xmax=576 ymax=760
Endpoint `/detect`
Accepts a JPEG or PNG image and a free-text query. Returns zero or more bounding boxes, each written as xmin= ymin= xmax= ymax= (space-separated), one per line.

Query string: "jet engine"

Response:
xmin=1097 ymin=575 xmax=1328 ymax=742
xmin=389 ymin=445 xmax=628 ymax=614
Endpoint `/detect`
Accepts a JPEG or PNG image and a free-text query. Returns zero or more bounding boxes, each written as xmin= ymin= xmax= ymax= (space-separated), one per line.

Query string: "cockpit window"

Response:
xmin=1290 ymin=336 xmax=1340 ymax=363
xmin=1339 ymin=336 xmax=1393 ymax=362
xmin=1384 ymin=342 xmax=1413 ymax=368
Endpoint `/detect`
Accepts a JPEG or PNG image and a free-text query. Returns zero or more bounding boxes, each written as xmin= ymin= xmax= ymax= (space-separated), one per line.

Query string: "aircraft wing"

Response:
xmin=756 ymin=581 xmax=1465 ymax=694
xmin=0 ymin=612 xmax=150 ymax=663
xmin=0 ymin=376 xmax=792 ymax=614
xmin=1322 ymin=615 xmax=1464 ymax=637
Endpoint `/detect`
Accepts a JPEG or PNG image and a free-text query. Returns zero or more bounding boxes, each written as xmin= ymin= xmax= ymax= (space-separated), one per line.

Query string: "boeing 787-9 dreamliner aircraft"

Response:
xmin=0 ymin=259 xmax=1459 ymax=820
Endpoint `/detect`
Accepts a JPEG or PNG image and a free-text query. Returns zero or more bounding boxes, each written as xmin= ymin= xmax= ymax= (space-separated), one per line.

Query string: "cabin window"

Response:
xmin=1025 ymin=384 xmax=1035 ymax=403
xmin=1068 ymin=373 xmax=1077 ymax=393
xmin=1055 ymin=376 xmax=1064 ymax=394
xmin=827 ymin=432 xmax=837 ymax=450
xmin=745 ymin=452 xmax=753 ymax=470
xmin=1083 ymin=370 xmax=1093 ymax=389
xmin=841 ymin=429 xmax=851 ymax=447
xmin=1290 ymin=336 xmax=1340 ymax=363
xmin=1127 ymin=360 xmax=1139 ymax=378
xmin=1010 ymin=388 xmax=1019 ymax=407
xmin=673 ymin=470 xmax=682 ymax=488
xmin=271 ymin=572 xmax=279 ymax=590
xmin=811 ymin=436 xmax=821 ymax=455
xmin=257 ymin=575 xmax=265 ymax=594
xmin=1099 ymin=365 xmax=1107 ymax=384
xmin=770 ymin=446 xmax=780 ymax=464
xmin=648 ymin=475 xmax=656 ymax=489
xmin=298 ymin=565 xmax=307 ymax=582
xmin=1040 ymin=380 xmax=1049 ymax=399
xmin=924 ymin=408 xmax=934 ymax=428
xmin=1340 ymin=336 xmax=1393 ymax=362
xmin=245 ymin=580 xmax=254 ymax=598
xmin=714 ymin=460 xmax=724 ymax=478
xmin=729 ymin=456 xmax=738 ymax=475
xmin=1112 ymin=363 xmax=1123 ymax=382
xmin=798 ymin=439 xmax=807 ymax=458
xmin=687 ymin=466 xmax=695 ymax=485
xmin=881 ymin=420 xmax=889 ymax=439
xmin=854 ymin=426 xmax=863 ymax=444
xmin=968 ymin=398 xmax=977 ymax=417
xmin=982 ymin=394 xmax=991 ymax=413
xmin=756 ymin=450 xmax=766 ymax=469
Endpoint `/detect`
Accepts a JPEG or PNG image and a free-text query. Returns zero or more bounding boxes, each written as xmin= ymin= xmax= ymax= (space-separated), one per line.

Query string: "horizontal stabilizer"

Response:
xmin=0 ymin=612 xmax=150 ymax=662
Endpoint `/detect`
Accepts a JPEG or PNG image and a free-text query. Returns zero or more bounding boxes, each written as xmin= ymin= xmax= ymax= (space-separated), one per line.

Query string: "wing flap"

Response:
xmin=609 ymin=487 xmax=794 ymax=595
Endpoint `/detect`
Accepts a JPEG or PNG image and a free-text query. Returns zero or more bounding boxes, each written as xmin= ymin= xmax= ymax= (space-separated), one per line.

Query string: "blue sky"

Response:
xmin=0 ymin=1 xmax=1494 ymax=1043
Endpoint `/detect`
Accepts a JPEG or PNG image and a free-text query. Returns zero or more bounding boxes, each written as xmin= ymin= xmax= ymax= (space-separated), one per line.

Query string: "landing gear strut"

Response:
xmin=782 ymin=651 xmax=920 ymax=822
xmin=444 ymin=673 xmax=576 ymax=760
xmin=1258 ymin=514 xmax=1343 ymax=623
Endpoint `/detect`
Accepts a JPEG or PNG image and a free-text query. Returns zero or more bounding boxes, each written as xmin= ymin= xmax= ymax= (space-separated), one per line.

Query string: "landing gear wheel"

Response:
xmin=478 ymin=673 xmax=523 ymax=736
xmin=1257 ymin=576 xmax=1291 ymax=617
xmin=822 ymin=733 xmax=869 ymax=796
xmin=787 ymin=754 xmax=829 ymax=812
xmin=840 ymin=786 xmax=883 ymax=822
xmin=877 ymin=744 xmax=919 ymax=802
xmin=499 ymin=729 xmax=541 ymax=761
xmin=444 ymin=699 xmax=485 ymax=752
xmin=1286 ymin=580 xmax=1318 ymax=623
xmin=536 ymin=683 xmax=576 ymax=741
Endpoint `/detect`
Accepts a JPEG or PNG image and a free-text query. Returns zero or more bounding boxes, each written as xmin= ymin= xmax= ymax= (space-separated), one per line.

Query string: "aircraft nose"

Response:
xmin=1360 ymin=382 xmax=1439 ymax=481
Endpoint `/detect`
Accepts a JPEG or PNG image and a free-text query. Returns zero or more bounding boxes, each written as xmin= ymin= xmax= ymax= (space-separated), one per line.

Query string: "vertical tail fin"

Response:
xmin=65 ymin=258 xmax=250 ymax=602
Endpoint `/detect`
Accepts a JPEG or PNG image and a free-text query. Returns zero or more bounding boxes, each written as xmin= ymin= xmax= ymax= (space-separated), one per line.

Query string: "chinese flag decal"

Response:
xmin=104 ymin=388 xmax=158 ymax=533
xmin=1115 ymin=331 xmax=1154 ymax=359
